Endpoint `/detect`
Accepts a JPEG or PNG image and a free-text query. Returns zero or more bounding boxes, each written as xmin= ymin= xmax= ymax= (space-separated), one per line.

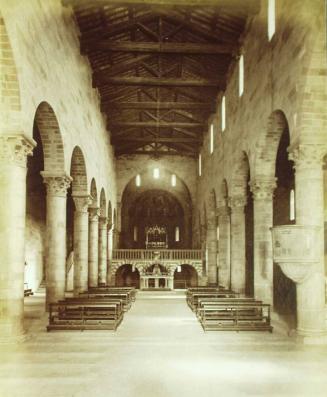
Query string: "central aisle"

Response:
xmin=1 ymin=290 xmax=327 ymax=397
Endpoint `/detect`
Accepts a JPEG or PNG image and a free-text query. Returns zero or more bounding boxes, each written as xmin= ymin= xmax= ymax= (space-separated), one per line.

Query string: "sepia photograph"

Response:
xmin=0 ymin=0 xmax=327 ymax=396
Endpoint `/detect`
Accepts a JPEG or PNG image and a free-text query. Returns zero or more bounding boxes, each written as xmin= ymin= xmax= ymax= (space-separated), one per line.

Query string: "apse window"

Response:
xmin=216 ymin=226 xmax=220 ymax=241
xmin=198 ymin=153 xmax=202 ymax=176
xmin=175 ymin=226 xmax=180 ymax=242
xmin=210 ymin=123 xmax=214 ymax=154
xmin=290 ymin=189 xmax=295 ymax=221
xmin=268 ymin=0 xmax=276 ymax=41
xmin=239 ymin=55 xmax=244 ymax=97
xmin=153 ymin=168 xmax=160 ymax=179
xmin=221 ymin=96 xmax=226 ymax=132
xmin=135 ymin=174 xmax=141 ymax=187
xmin=133 ymin=226 xmax=138 ymax=242
xmin=171 ymin=174 xmax=176 ymax=187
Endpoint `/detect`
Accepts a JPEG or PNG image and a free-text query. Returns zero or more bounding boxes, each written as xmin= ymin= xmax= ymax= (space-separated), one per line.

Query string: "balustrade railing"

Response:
xmin=112 ymin=249 xmax=204 ymax=261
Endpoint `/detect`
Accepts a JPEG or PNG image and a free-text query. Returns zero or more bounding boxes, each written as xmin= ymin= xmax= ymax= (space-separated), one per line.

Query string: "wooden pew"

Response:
xmin=47 ymin=300 xmax=123 ymax=331
xmin=197 ymin=302 xmax=272 ymax=332
xmin=187 ymin=292 xmax=239 ymax=311
xmin=78 ymin=292 xmax=132 ymax=311
xmin=24 ymin=282 xmax=33 ymax=297
xmin=195 ymin=297 xmax=258 ymax=318
xmin=89 ymin=287 xmax=137 ymax=302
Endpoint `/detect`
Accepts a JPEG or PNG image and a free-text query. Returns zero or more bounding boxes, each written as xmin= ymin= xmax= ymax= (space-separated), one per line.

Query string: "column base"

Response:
xmin=294 ymin=330 xmax=327 ymax=345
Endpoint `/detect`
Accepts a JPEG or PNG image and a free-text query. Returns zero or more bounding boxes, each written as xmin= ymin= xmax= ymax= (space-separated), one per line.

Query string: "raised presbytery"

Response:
xmin=0 ymin=0 xmax=327 ymax=396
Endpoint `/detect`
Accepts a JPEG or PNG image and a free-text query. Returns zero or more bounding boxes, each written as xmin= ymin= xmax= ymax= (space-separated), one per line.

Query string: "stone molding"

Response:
xmin=249 ymin=177 xmax=277 ymax=201
xmin=89 ymin=207 xmax=100 ymax=222
xmin=228 ymin=195 xmax=247 ymax=210
xmin=0 ymin=134 xmax=36 ymax=168
xmin=288 ymin=144 xmax=327 ymax=169
xmin=73 ymin=195 xmax=92 ymax=212
xmin=42 ymin=174 xmax=72 ymax=197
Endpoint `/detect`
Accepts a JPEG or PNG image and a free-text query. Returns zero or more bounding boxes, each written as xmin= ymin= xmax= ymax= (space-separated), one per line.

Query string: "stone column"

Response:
xmin=98 ymin=216 xmax=108 ymax=285
xmin=229 ymin=195 xmax=247 ymax=294
xmin=0 ymin=134 xmax=35 ymax=342
xmin=250 ymin=177 xmax=276 ymax=304
xmin=206 ymin=217 xmax=218 ymax=286
xmin=217 ymin=205 xmax=231 ymax=289
xmin=289 ymin=144 xmax=326 ymax=336
xmin=106 ymin=222 xmax=113 ymax=285
xmin=42 ymin=173 xmax=72 ymax=309
xmin=73 ymin=195 xmax=92 ymax=295
xmin=88 ymin=207 xmax=99 ymax=288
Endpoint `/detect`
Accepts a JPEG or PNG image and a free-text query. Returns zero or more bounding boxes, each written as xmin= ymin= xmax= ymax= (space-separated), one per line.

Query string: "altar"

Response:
xmin=140 ymin=263 xmax=174 ymax=290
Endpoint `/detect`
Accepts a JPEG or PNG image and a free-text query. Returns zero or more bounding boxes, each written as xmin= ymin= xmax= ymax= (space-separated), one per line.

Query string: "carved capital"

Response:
xmin=42 ymin=173 xmax=72 ymax=197
xmin=249 ymin=177 xmax=277 ymax=201
xmin=99 ymin=216 xmax=108 ymax=228
xmin=228 ymin=195 xmax=247 ymax=210
xmin=0 ymin=134 xmax=36 ymax=167
xmin=217 ymin=205 xmax=230 ymax=217
xmin=73 ymin=195 xmax=92 ymax=213
xmin=89 ymin=207 xmax=100 ymax=222
xmin=288 ymin=144 xmax=326 ymax=169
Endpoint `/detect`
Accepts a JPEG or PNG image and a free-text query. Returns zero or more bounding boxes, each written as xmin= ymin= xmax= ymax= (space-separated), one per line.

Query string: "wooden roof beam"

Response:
xmin=94 ymin=76 xmax=223 ymax=87
xmin=101 ymin=101 xmax=214 ymax=111
xmin=112 ymin=136 xmax=200 ymax=144
xmin=82 ymin=41 xmax=238 ymax=55
xmin=109 ymin=121 xmax=205 ymax=128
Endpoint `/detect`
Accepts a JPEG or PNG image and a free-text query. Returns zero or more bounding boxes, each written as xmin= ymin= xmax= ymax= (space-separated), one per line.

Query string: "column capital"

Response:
xmin=228 ymin=195 xmax=247 ymax=210
xmin=41 ymin=173 xmax=72 ymax=197
xmin=89 ymin=207 xmax=100 ymax=222
xmin=288 ymin=143 xmax=326 ymax=169
xmin=0 ymin=134 xmax=36 ymax=167
xmin=217 ymin=205 xmax=230 ymax=217
xmin=73 ymin=195 xmax=92 ymax=213
xmin=99 ymin=216 xmax=108 ymax=228
xmin=249 ymin=177 xmax=277 ymax=201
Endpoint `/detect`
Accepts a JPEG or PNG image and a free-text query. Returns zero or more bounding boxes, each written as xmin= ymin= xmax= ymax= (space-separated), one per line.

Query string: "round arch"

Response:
xmin=99 ymin=188 xmax=107 ymax=217
xmin=70 ymin=146 xmax=88 ymax=196
xmin=34 ymin=102 xmax=65 ymax=173
xmin=115 ymin=264 xmax=140 ymax=288
xmin=90 ymin=178 xmax=98 ymax=207
xmin=174 ymin=264 xmax=198 ymax=288
xmin=108 ymin=200 xmax=113 ymax=228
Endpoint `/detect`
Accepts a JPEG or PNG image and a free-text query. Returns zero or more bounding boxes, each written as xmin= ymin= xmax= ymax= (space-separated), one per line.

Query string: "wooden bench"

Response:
xmin=187 ymin=292 xmax=239 ymax=311
xmin=24 ymin=283 xmax=33 ymax=297
xmin=197 ymin=302 xmax=272 ymax=332
xmin=47 ymin=300 xmax=123 ymax=331
xmin=89 ymin=287 xmax=137 ymax=302
xmin=195 ymin=297 xmax=257 ymax=317
xmin=78 ymin=292 xmax=132 ymax=311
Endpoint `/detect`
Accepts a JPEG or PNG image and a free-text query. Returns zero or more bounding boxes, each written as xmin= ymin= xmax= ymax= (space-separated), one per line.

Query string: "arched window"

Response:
xmin=239 ymin=55 xmax=244 ymax=97
xmin=153 ymin=168 xmax=160 ymax=179
xmin=198 ymin=153 xmax=202 ymax=176
xmin=135 ymin=174 xmax=141 ymax=187
xmin=221 ymin=96 xmax=226 ymax=132
xmin=171 ymin=174 xmax=176 ymax=187
xmin=290 ymin=189 xmax=295 ymax=221
xmin=133 ymin=226 xmax=138 ymax=242
xmin=175 ymin=226 xmax=180 ymax=242
xmin=268 ymin=0 xmax=276 ymax=41
xmin=210 ymin=123 xmax=214 ymax=154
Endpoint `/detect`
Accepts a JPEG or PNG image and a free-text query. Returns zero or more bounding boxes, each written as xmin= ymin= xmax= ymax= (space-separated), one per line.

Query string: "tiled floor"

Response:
xmin=0 ymin=290 xmax=327 ymax=397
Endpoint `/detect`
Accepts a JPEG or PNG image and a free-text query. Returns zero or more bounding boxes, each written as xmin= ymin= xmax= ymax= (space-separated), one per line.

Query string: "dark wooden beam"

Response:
xmin=63 ymin=0 xmax=259 ymax=12
xmin=116 ymin=150 xmax=197 ymax=157
xmin=94 ymin=76 xmax=222 ymax=87
xmin=82 ymin=41 xmax=237 ymax=55
xmin=112 ymin=136 xmax=201 ymax=144
xmin=94 ymin=55 xmax=152 ymax=77
xmin=109 ymin=121 xmax=204 ymax=128
xmin=101 ymin=101 xmax=214 ymax=111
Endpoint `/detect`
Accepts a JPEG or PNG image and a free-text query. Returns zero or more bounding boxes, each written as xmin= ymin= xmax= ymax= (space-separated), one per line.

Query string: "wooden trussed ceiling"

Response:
xmin=63 ymin=0 xmax=260 ymax=157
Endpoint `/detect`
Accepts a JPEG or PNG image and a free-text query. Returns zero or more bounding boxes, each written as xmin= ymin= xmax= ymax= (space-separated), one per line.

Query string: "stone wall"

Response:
xmin=0 ymin=0 xmax=117 ymax=210
xmin=196 ymin=0 xmax=327 ymax=238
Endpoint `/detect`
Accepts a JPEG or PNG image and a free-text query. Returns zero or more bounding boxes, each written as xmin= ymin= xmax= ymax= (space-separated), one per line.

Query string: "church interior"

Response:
xmin=0 ymin=0 xmax=327 ymax=396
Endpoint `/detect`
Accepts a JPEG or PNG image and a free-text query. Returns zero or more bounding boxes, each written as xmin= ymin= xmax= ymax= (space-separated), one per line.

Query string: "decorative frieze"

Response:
xmin=42 ymin=174 xmax=72 ymax=197
xmin=0 ymin=134 xmax=35 ymax=167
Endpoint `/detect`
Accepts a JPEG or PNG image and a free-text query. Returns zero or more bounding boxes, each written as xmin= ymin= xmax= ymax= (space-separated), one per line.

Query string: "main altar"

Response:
xmin=140 ymin=262 xmax=174 ymax=290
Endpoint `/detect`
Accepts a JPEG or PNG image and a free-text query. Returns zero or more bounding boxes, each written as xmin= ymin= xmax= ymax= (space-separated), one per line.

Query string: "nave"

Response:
xmin=1 ymin=291 xmax=327 ymax=397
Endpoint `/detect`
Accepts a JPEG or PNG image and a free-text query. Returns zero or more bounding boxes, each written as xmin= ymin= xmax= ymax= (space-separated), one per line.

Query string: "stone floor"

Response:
xmin=1 ymin=290 xmax=327 ymax=397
